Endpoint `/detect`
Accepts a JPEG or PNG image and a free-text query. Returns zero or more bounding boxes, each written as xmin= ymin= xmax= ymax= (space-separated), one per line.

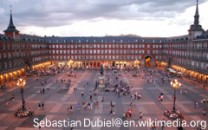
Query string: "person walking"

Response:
xmin=41 ymin=103 xmax=44 ymax=110
xmin=101 ymin=97 xmax=104 ymax=102
xmin=77 ymin=103 xmax=81 ymax=111
xmin=70 ymin=105 xmax=73 ymax=112
xmin=38 ymin=103 xmax=41 ymax=110
xmin=42 ymin=88 xmax=45 ymax=94
xmin=159 ymin=92 xmax=164 ymax=102
xmin=161 ymin=119 xmax=165 ymax=130
xmin=10 ymin=94 xmax=15 ymax=101
xmin=194 ymin=101 xmax=198 ymax=108
xmin=139 ymin=112 xmax=143 ymax=119
xmin=151 ymin=122 xmax=156 ymax=130
xmin=203 ymin=109 xmax=206 ymax=116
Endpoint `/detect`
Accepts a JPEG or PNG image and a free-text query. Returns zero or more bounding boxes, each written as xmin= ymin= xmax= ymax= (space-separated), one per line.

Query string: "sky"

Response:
xmin=0 ymin=0 xmax=207 ymax=37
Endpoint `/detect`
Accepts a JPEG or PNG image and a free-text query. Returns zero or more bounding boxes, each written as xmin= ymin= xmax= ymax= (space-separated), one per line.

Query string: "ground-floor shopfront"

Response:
xmin=0 ymin=68 xmax=25 ymax=85
xmin=53 ymin=56 xmax=158 ymax=69
xmin=53 ymin=59 xmax=144 ymax=69
xmin=0 ymin=61 xmax=53 ymax=85
xmin=158 ymin=62 xmax=208 ymax=84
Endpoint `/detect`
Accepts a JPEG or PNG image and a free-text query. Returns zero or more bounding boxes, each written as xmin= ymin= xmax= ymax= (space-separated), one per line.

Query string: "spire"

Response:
xmin=194 ymin=0 xmax=199 ymax=25
xmin=9 ymin=5 xmax=15 ymax=27
xmin=4 ymin=5 xmax=19 ymax=33
xmin=4 ymin=5 xmax=20 ymax=39
xmin=188 ymin=0 xmax=204 ymax=39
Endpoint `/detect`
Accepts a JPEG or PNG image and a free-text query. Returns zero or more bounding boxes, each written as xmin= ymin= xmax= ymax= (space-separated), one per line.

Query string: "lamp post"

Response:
xmin=170 ymin=79 xmax=181 ymax=112
xmin=17 ymin=78 xmax=26 ymax=111
xmin=15 ymin=78 xmax=33 ymax=118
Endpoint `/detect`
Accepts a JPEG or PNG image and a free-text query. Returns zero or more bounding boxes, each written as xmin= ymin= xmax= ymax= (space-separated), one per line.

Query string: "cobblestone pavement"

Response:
xmin=0 ymin=69 xmax=207 ymax=130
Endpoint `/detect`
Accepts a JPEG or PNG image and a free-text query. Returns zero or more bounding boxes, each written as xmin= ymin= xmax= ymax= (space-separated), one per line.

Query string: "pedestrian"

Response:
xmin=81 ymin=92 xmax=84 ymax=97
xmin=197 ymin=125 xmax=202 ymax=130
xmin=110 ymin=107 xmax=113 ymax=115
xmin=88 ymin=102 xmax=90 ymax=109
xmin=151 ymin=122 xmax=156 ymax=130
xmin=38 ymin=103 xmax=41 ymax=110
xmin=162 ymin=77 xmax=164 ymax=84
xmin=101 ymin=97 xmax=104 ymax=102
xmin=70 ymin=105 xmax=73 ymax=112
xmin=41 ymin=103 xmax=44 ymax=110
xmin=130 ymin=101 xmax=133 ymax=106
xmin=96 ymin=101 xmax=99 ymax=109
xmin=128 ymin=109 xmax=132 ymax=118
xmin=42 ymin=88 xmax=45 ymax=94
xmin=77 ymin=103 xmax=81 ymax=111
xmin=161 ymin=119 xmax=165 ymax=130
xmin=135 ymin=92 xmax=138 ymax=100
xmin=83 ymin=102 xmax=87 ymax=110
xmin=160 ymin=92 xmax=164 ymax=101
xmin=90 ymin=95 xmax=92 ymax=101
xmin=10 ymin=94 xmax=15 ymax=101
xmin=90 ymin=102 xmax=93 ymax=110
xmin=203 ymin=109 xmax=206 ymax=116
xmin=139 ymin=112 xmax=143 ymax=119
xmin=194 ymin=101 xmax=198 ymax=108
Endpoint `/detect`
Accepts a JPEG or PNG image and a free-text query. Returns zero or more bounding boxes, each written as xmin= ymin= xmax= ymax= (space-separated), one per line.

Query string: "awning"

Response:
xmin=177 ymin=72 xmax=183 ymax=75
xmin=168 ymin=68 xmax=177 ymax=74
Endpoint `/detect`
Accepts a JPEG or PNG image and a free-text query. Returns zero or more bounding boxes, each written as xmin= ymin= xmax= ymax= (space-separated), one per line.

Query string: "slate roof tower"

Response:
xmin=188 ymin=0 xmax=204 ymax=39
xmin=4 ymin=5 xmax=20 ymax=40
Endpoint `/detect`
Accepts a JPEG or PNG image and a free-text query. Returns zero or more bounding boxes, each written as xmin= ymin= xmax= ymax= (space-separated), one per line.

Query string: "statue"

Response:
xmin=100 ymin=64 xmax=104 ymax=76
xmin=98 ymin=64 xmax=105 ymax=89
xmin=167 ymin=57 xmax=171 ymax=68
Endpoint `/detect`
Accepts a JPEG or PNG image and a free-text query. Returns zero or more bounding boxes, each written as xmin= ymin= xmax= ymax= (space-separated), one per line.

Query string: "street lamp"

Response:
xmin=17 ymin=78 xmax=26 ymax=111
xmin=170 ymin=79 xmax=181 ymax=112
xmin=15 ymin=78 xmax=33 ymax=118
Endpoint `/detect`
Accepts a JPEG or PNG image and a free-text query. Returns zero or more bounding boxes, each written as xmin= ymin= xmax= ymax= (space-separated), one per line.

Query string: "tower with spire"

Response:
xmin=188 ymin=0 xmax=204 ymax=40
xmin=4 ymin=5 xmax=20 ymax=40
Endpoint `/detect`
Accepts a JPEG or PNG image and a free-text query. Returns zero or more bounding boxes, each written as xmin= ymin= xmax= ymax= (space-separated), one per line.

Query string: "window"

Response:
xmin=112 ymin=44 xmax=115 ymax=48
xmin=142 ymin=45 xmax=145 ymax=48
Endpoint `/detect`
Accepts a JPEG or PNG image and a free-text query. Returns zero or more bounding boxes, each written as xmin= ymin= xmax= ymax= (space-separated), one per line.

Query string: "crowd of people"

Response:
xmin=3 ymin=64 xmax=206 ymax=130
